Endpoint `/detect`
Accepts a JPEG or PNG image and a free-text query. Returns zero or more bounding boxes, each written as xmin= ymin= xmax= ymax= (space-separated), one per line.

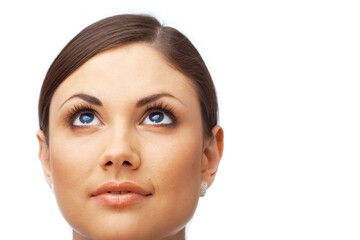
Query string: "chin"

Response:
xmin=75 ymin=229 xmax=180 ymax=240
xmin=74 ymin=227 xmax=149 ymax=240
xmin=88 ymin=231 xmax=151 ymax=240
xmin=71 ymin=215 xmax=184 ymax=240
xmin=58 ymin=188 xmax=198 ymax=240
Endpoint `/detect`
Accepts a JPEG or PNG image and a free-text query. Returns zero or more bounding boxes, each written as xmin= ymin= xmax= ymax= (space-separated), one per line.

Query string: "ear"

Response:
xmin=201 ymin=125 xmax=224 ymax=188
xmin=36 ymin=130 xmax=52 ymax=188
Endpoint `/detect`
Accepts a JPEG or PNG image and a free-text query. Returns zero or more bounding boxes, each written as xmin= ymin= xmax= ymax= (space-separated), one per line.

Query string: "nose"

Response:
xmin=99 ymin=128 xmax=141 ymax=171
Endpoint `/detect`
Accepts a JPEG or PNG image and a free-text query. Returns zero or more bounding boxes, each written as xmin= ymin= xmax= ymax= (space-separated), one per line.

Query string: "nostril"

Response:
xmin=105 ymin=161 xmax=113 ymax=166
xmin=103 ymin=160 xmax=133 ymax=168
xmin=123 ymin=160 xmax=132 ymax=166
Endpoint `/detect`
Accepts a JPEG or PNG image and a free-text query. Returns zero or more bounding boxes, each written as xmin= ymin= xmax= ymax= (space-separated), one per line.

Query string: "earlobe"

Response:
xmin=36 ymin=130 xmax=53 ymax=188
xmin=201 ymin=125 xmax=224 ymax=188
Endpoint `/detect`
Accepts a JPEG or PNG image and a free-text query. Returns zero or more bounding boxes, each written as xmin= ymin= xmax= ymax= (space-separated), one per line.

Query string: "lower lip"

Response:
xmin=92 ymin=193 xmax=149 ymax=207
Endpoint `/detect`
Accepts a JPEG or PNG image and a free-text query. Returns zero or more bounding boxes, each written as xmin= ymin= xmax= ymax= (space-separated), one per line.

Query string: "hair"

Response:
xmin=38 ymin=14 xmax=218 ymax=142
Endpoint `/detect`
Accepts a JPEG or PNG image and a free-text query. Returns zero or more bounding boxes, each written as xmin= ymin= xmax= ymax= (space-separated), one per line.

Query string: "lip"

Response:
xmin=91 ymin=181 xmax=152 ymax=207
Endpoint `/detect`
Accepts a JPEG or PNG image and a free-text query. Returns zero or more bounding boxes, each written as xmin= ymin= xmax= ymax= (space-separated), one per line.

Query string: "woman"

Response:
xmin=37 ymin=14 xmax=224 ymax=240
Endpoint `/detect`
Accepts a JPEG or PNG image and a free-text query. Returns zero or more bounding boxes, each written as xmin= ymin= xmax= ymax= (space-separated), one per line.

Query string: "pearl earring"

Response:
xmin=200 ymin=181 xmax=207 ymax=197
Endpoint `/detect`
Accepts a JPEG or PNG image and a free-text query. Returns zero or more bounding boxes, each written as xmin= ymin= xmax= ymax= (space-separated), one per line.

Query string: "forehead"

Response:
xmin=51 ymin=43 xmax=198 ymax=108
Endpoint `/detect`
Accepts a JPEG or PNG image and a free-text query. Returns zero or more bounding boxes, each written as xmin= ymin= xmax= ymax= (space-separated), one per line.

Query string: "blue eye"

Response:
xmin=143 ymin=111 xmax=172 ymax=125
xmin=73 ymin=112 xmax=101 ymax=126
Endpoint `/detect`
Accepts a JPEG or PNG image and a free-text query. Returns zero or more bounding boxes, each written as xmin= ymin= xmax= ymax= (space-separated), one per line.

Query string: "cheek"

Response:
xmin=153 ymin=141 xmax=202 ymax=189
xmin=49 ymin=134 xmax=100 ymax=221
xmin=145 ymin=126 xmax=203 ymax=183
xmin=50 ymin=136 xmax=98 ymax=187
xmin=142 ymin=128 xmax=204 ymax=225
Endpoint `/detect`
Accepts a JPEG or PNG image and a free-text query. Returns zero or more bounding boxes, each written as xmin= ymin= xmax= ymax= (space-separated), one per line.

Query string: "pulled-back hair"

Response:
xmin=39 ymin=14 xmax=218 ymax=142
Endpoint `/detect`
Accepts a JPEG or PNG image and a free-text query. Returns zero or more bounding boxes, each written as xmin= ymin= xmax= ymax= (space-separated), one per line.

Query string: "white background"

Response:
xmin=0 ymin=0 xmax=359 ymax=239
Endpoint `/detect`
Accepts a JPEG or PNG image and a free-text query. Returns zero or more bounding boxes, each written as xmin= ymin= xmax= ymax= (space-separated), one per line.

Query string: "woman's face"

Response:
xmin=41 ymin=43 xmax=210 ymax=240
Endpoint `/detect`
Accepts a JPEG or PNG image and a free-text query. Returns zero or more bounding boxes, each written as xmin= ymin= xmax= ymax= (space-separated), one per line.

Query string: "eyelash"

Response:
xmin=143 ymin=101 xmax=177 ymax=126
xmin=66 ymin=103 xmax=97 ymax=128
xmin=66 ymin=102 xmax=177 ymax=128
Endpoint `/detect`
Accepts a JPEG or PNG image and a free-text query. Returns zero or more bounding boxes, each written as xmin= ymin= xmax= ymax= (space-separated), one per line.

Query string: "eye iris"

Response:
xmin=149 ymin=112 xmax=164 ymax=123
xmin=79 ymin=113 xmax=94 ymax=124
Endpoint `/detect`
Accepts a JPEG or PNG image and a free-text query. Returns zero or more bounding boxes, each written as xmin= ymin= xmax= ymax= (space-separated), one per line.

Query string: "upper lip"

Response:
xmin=91 ymin=181 xmax=152 ymax=197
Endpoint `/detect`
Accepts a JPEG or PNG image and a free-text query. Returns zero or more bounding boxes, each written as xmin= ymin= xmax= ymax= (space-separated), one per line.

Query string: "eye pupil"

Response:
xmin=80 ymin=113 xmax=94 ymax=124
xmin=149 ymin=112 xmax=164 ymax=123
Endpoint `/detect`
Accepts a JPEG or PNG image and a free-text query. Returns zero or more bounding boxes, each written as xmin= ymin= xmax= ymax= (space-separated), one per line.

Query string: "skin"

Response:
xmin=37 ymin=43 xmax=224 ymax=240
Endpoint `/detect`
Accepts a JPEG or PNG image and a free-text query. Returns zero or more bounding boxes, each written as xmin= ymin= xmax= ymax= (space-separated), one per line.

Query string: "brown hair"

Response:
xmin=38 ymin=14 xmax=218 ymax=142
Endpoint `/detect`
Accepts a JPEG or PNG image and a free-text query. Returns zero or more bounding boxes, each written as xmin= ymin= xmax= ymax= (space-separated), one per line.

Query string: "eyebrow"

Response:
xmin=59 ymin=92 xmax=182 ymax=110
xmin=136 ymin=93 xmax=182 ymax=107
xmin=59 ymin=93 xmax=103 ymax=109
